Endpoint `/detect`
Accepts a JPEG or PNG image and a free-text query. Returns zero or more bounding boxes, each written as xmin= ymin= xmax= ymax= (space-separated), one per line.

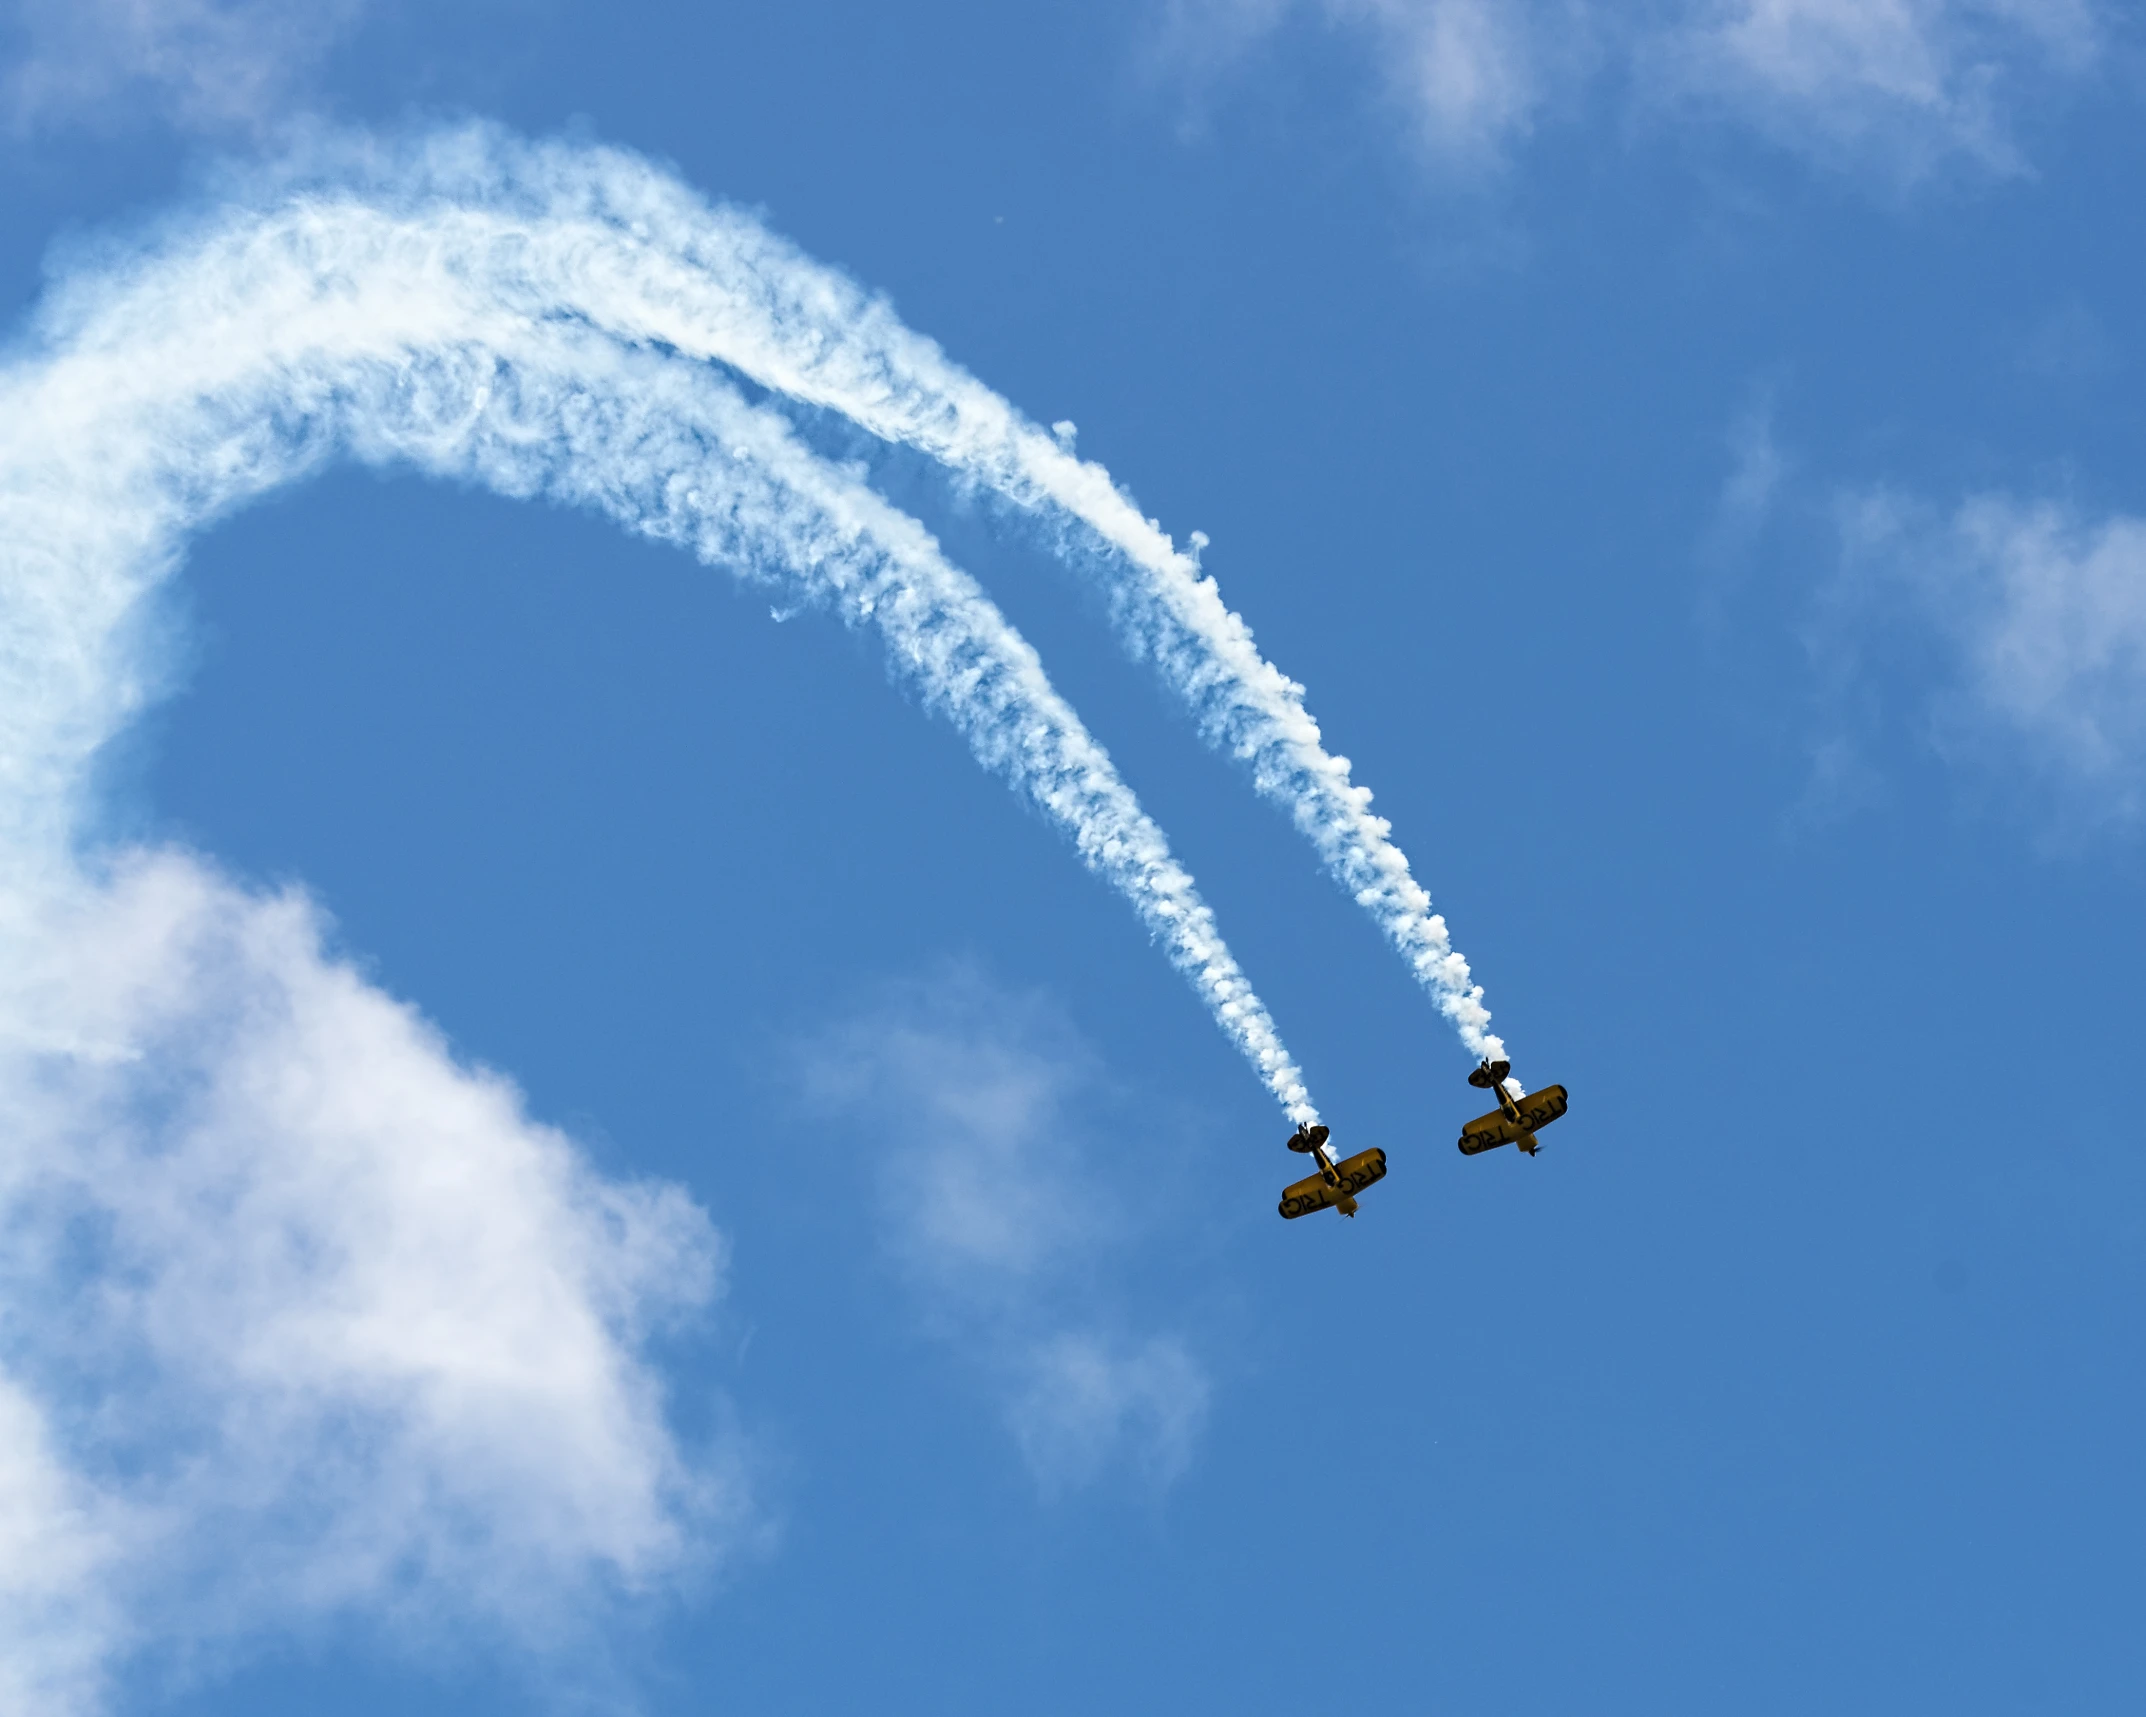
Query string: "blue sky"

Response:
xmin=0 ymin=3 xmax=2142 ymax=1714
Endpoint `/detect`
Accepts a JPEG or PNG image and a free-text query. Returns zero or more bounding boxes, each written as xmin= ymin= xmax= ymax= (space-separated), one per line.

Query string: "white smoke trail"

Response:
xmin=0 ymin=177 xmax=1317 ymax=1120
xmin=214 ymin=125 xmax=1508 ymax=1063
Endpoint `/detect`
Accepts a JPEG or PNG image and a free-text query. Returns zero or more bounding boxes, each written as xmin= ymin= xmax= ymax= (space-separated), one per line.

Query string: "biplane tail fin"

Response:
xmin=1467 ymin=1058 xmax=1513 ymax=1091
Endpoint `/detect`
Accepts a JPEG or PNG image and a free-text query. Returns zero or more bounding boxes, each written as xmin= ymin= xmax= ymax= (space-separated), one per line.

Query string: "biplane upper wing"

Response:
xmin=1457 ymin=1084 xmax=1570 ymax=1155
xmin=1515 ymin=1086 xmax=1568 ymax=1131
xmin=1277 ymin=1147 xmax=1388 ymax=1219
xmin=1278 ymin=1172 xmax=1338 ymax=1219
xmin=1457 ymin=1112 xmax=1511 ymax=1155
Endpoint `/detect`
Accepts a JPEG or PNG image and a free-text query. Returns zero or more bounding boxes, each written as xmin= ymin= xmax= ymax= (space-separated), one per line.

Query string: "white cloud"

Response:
xmin=798 ymin=971 xmax=1212 ymax=1495
xmin=1699 ymin=389 xmax=1792 ymax=645
xmin=1 ymin=0 xmax=366 ymax=134
xmin=804 ymin=974 xmax=1103 ymax=1290
xmin=0 ymin=850 xmax=734 ymax=1712
xmin=1154 ymin=0 xmax=2102 ymax=182
xmin=1347 ymin=0 xmax=1555 ymax=163
xmin=1720 ymin=391 xmax=1789 ymax=532
xmin=2019 ymin=297 xmax=2120 ymax=381
xmin=0 ymin=1378 xmax=120 ymax=1714
xmin=1651 ymin=0 xmax=2101 ymax=181
xmin=1009 ymin=1333 xmax=1209 ymax=1498
xmin=1836 ymin=490 xmax=2146 ymax=816
xmin=1706 ymin=408 xmax=2146 ymax=827
xmin=1154 ymin=0 xmax=1574 ymax=169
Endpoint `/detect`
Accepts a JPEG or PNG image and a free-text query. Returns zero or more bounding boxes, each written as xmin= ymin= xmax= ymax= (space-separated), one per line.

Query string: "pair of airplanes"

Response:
xmin=1276 ymin=1059 xmax=1571 ymax=1220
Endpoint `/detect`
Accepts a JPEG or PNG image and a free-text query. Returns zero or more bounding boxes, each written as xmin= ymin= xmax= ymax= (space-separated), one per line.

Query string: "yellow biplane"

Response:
xmin=1277 ymin=1123 xmax=1388 ymax=1220
xmin=1458 ymin=1059 xmax=1569 ymax=1157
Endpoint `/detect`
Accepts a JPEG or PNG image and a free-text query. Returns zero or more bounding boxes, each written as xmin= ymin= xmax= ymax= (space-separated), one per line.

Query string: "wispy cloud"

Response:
xmin=1648 ymin=0 xmax=2101 ymax=182
xmin=1719 ymin=389 xmax=1790 ymax=536
xmin=1009 ymin=1333 xmax=1209 ymax=1498
xmin=1152 ymin=0 xmax=2103 ymax=184
xmin=1152 ymin=0 xmax=1577 ymax=171
xmin=1834 ymin=488 xmax=2146 ymax=819
xmin=1 ymin=0 xmax=366 ymax=135
xmin=1706 ymin=402 xmax=2146 ymax=828
xmin=2018 ymin=297 xmax=2120 ymax=382
xmin=797 ymin=970 xmax=1211 ymax=1497
xmin=0 ymin=852 xmax=734 ymax=1714
xmin=1699 ymin=386 xmax=1793 ymax=649
xmin=1345 ymin=0 xmax=1565 ymax=166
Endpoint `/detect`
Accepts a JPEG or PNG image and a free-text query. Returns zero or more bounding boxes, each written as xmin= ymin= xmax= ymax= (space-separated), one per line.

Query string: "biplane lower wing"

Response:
xmin=1457 ymin=1084 xmax=1570 ymax=1155
xmin=1278 ymin=1147 xmax=1388 ymax=1219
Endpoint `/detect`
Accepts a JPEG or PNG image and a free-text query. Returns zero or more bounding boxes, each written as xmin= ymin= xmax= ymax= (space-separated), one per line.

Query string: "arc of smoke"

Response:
xmin=237 ymin=127 xmax=1507 ymax=1063
xmin=0 ymin=193 xmax=1317 ymax=1122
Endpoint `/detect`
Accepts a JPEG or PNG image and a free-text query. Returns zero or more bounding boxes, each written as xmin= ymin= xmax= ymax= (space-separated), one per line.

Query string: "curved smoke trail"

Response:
xmin=230 ymin=124 xmax=1508 ymax=1062
xmin=1 ymin=182 xmax=1316 ymax=1120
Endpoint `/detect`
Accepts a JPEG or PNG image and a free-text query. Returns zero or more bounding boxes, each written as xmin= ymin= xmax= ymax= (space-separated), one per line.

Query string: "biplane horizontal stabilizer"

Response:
xmin=1467 ymin=1057 xmax=1514 ymax=1091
